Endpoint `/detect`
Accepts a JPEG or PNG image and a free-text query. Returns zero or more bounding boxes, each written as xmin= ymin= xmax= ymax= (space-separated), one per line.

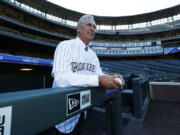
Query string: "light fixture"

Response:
xmin=19 ymin=68 xmax=33 ymax=71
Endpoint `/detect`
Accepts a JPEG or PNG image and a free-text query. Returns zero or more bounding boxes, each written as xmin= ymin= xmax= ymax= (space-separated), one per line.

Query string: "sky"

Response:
xmin=47 ymin=0 xmax=180 ymax=17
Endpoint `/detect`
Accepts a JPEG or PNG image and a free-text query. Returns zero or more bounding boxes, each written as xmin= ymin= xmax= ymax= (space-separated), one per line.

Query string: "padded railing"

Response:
xmin=0 ymin=87 xmax=123 ymax=135
xmin=122 ymin=77 xmax=150 ymax=119
xmin=131 ymin=77 xmax=150 ymax=118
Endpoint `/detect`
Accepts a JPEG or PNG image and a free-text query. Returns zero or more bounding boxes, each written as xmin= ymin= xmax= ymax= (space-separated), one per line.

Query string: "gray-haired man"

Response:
xmin=39 ymin=14 xmax=124 ymax=135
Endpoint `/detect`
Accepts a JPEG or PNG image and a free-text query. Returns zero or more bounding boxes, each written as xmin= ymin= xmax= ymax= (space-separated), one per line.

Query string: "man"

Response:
xmin=40 ymin=14 xmax=124 ymax=135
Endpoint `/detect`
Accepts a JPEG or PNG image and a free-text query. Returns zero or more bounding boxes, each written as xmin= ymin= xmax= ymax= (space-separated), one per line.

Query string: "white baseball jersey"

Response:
xmin=52 ymin=37 xmax=104 ymax=133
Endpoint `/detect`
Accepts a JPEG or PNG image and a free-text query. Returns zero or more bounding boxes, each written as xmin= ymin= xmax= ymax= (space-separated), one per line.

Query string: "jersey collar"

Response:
xmin=76 ymin=37 xmax=90 ymax=52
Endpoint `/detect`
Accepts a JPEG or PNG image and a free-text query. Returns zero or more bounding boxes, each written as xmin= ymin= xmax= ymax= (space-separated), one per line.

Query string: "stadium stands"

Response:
xmin=100 ymin=59 xmax=180 ymax=77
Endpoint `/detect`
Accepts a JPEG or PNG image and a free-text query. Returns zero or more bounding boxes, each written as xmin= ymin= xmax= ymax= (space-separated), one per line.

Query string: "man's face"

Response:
xmin=77 ymin=19 xmax=96 ymax=44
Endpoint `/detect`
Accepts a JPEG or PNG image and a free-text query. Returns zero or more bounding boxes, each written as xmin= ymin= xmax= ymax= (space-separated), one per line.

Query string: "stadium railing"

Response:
xmin=0 ymin=87 xmax=123 ymax=135
xmin=93 ymin=46 xmax=164 ymax=56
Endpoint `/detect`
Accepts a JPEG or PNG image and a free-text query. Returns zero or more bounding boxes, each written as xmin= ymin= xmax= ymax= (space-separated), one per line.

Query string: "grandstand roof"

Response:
xmin=14 ymin=0 xmax=180 ymax=25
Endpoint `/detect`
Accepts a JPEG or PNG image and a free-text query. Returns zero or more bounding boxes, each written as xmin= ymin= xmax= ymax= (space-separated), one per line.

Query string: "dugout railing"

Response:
xmin=122 ymin=77 xmax=150 ymax=119
xmin=0 ymin=87 xmax=123 ymax=135
xmin=131 ymin=77 xmax=150 ymax=118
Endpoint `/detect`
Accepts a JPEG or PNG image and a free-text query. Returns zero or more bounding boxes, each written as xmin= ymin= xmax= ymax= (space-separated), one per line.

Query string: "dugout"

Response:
xmin=0 ymin=61 xmax=53 ymax=93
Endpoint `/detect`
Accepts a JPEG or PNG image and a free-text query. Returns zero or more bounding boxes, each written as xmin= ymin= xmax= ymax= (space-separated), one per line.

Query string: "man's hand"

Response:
xmin=98 ymin=74 xmax=124 ymax=90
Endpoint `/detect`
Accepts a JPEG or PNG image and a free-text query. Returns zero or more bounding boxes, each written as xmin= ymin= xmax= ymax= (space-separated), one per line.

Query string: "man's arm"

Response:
xmin=53 ymin=72 xmax=99 ymax=87
xmin=53 ymin=72 xmax=124 ymax=89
